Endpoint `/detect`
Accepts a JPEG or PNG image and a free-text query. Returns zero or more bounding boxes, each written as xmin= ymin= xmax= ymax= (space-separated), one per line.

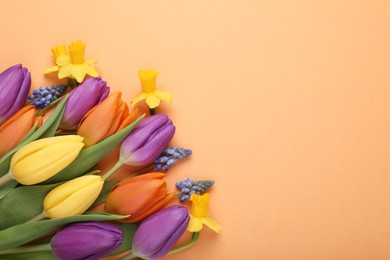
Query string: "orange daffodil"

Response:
xmin=45 ymin=41 xmax=98 ymax=83
xmin=187 ymin=193 xmax=221 ymax=233
xmin=131 ymin=69 xmax=173 ymax=109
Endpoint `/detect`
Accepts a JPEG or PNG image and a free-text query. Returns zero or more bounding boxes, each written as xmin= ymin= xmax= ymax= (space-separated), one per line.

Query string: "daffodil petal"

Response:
xmin=58 ymin=64 xmax=73 ymax=79
xmin=86 ymin=59 xmax=97 ymax=64
xmin=145 ymin=93 xmax=160 ymax=109
xmin=72 ymin=65 xmax=87 ymax=83
xmin=84 ymin=63 xmax=99 ymax=77
xmin=201 ymin=217 xmax=221 ymax=233
xmin=44 ymin=66 xmax=60 ymax=74
xmin=131 ymin=92 xmax=147 ymax=106
xmin=154 ymin=90 xmax=173 ymax=103
xmin=56 ymin=55 xmax=71 ymax=66
xmin=187 ymin=215 xmax=203 ymax=232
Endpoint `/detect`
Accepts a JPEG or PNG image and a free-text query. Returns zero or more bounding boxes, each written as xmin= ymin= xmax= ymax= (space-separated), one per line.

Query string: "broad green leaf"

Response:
xmin=92 ymin=180 xmax=118 ymax=207
xmin=0 ymin=183 xmax=59 ymax=230
xmin=0 ymin=180 xmax=18 ymax=201
xmin=0 ymin=251 xmax=56 ymax=260
xmin=109 ymin=222 xmax=139 ymax=255
xmin=0 ymin=212 xmax=126 ymax=251
xmin=43 ymin=115 xmax=145 ymax=184
xmin=0 ymin=97 xmax=68 ymax=177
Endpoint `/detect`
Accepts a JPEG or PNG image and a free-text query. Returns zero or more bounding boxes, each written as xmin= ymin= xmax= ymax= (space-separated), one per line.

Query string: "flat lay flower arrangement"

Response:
xmin=0 ymin=40 xmax=220 ymax=260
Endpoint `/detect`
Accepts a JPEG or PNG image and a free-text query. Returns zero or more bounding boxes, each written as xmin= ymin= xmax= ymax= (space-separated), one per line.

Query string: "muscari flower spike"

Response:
xmin=176 ymin=178 xmax=215 ymax=202
xmin=155 ymin=147 xmax=192 ymax=171
xmin=28 ymin=84 xmax=68 ymax=109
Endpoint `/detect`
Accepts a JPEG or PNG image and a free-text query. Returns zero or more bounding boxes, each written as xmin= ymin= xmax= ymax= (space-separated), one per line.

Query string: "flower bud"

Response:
xmin=60 ymin=77 xmax=110 ymax=130
xmin=104 ymin=172 xmax=174 ymax=222
xmin=44 ymin=175 xmax=104 ymax=218
xmin=0 ymin=106 xmax=42 ymax=157
xmin=132 ymin=205 xmax=190 ymax=260
xmin=0 ymin=64 xmax=31 ymax=124
xmin=9 ymin=135 xmax=84 ymax=185
xmin=77 ymin=92 xmax=139 ymax=147
xmin=51 ymin=222 xmax=123 ymax=260
xmin=120 ymin=114 xmax=175 ymax=167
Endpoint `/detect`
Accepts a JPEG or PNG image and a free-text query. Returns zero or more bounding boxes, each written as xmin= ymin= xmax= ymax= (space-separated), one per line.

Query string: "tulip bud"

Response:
xmin=77 ymin=92 xmax=139 ymax=147
xmin=132 ymin=205 xmax=190 ymax=260
xmin=9 ymin=135 xmax=84 ymax=185
xmin=60 ymin=77 xmax=110 ymax=130
xmin=104 ymin=172 xmax=174 ymax=222
xmin=44 ymin=175 xmax=104 ymax=218
xmin=51 ymin=222 xmax=123 ymax=260
xmin=120 ymin=114 xmax=175 ymax=167
xmin=0 ymin=106 xmax=42 ymax=157
xmin=0 ymin=64 xmax=31 ymax=124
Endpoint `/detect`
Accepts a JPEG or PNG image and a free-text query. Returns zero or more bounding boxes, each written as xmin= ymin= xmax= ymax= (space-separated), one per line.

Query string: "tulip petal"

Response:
xmin=145 ymin=93 xmax=160 ymax=109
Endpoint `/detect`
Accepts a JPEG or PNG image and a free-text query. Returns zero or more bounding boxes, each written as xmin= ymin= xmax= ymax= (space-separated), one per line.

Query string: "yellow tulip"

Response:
xmin=44 ymin=175 xmax=104 ymax=218
xmin=9 ymin=135 xmax=84 ymax=185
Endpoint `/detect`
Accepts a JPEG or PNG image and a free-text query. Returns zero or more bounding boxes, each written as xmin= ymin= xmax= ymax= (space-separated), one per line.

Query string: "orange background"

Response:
xmin=1 ymin=0 xmax=390 ymax=259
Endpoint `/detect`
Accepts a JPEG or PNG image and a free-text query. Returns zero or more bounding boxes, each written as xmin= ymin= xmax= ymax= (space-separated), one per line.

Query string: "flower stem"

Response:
xmin=120 ymin=252 xmax=137 ymax=260
xmin=102 ymin=160 xmax=124 ymax=180
xmin=0 ymin=243 xmax=51 ymax=255
xmin=149 ymin=108 xmax=156 ymax=115
xmin=168 ymin=232 xmax=200 ymax=255
xmin=25 ymin=212 xmax=46 ymax=223
xmin=0 ymin=173 xmax=11 ymax=186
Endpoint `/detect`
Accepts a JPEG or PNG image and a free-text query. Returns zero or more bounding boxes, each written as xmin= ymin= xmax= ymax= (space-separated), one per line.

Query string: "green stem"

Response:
xmin=102 ymin=160 xmax=125 ymax=180
xmin=149 ymin=108 xmax=156 ymax=115
xmin=25 ymin=212 xmax=46 ymax=223
xmin=120 ymin=252 xmax=137 ymax=260
xmin=168 ymin=232 xmax=200 ymax=255
xmin=0 ymin=173 xmax=11 ymax=186
xmin=0 ymin=243 xmax=51 ymax=255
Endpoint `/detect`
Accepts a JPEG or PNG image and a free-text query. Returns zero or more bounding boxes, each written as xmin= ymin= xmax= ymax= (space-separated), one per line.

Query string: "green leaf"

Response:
xmin=92 ymin=180 xmax=118 ymax=207
xmin=0 ymin=183 xmax=59 ymax=230
xmin=0 ymin=251 xmax=56 ymax=260
xmin=43 ymin=114 xmax=145 ymax=184
xmin=0 ymin=96 xmax=68 ymax=177
xmin=0 ymin=212 xmax=126 ymax=251
xmin=109 ymin=222 xmax=139 ymax=255
xmin=0 ymin=180 xmax=18 ymax=201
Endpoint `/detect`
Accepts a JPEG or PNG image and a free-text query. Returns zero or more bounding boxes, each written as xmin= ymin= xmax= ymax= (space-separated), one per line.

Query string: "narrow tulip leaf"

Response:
xmin=0 ymin=212 xmax=126 ymax=251
xmin=44 ymin=114 xmax=145 ymax=184
xmin=0 ymin=96 xmax=68 ymax=177
xmin=0 ymin=251 xmax=56 ymax=260
xmin=0 ymin=179 xmax=18 ymax=201
xmin=0 ymin=183 xmax=59 ymax=230
xmin=92 ymin=180 xmax=118 ymax=207
xmin=109 ymin=222 xmax=139 ymax=255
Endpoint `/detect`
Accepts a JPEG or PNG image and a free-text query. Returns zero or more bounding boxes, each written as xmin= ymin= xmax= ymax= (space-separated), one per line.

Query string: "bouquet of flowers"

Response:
xmin=0 ymin=40 xmax=220 ymax=260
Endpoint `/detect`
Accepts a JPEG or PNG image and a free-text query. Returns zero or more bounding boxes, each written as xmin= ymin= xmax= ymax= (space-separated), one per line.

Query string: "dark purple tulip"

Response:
xmin=120 ymin=114 xmax=175 ymax=166
xmin=132 ymin=205 xmax=190 ymax=259
xmin=51 ymin=222 xmax=123 ymax=260
xmin=59 ymin=77 xmax=110 ymax=130
xmin=0 ymin=64 xmax=31 ymax=124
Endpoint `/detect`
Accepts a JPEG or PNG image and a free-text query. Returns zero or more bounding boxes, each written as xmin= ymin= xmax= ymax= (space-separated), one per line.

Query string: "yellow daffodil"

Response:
xmin=187 ymin=193 xmax=221 ymax=233
xmin=45 ymin=41 xmax=98 ymax=83
xmin=131 ymin=69 xmax=172 ymax=109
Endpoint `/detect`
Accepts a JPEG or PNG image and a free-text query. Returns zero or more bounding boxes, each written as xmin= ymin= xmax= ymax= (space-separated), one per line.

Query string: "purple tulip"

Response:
xmin=132 ymin=205 xmax=190 ymax=259
xmin=120 ymin=114 xmax=175 ymax=166
xmin=0 ymin=64 xmax=31 ymax=124
xmin=51 ymin=222 xmax=123 ymax=260
xmin=59 ymin=77 xmax=110 ymax=130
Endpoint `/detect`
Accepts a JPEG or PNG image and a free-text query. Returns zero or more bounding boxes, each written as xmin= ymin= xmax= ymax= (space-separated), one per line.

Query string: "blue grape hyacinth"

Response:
xmin=176 ymin=178 xmax=215 ymax=202
xmin=154 ymin=147 xmax=192 ymax=171
xmin=28 ymin=84 xmax=68 ymax=108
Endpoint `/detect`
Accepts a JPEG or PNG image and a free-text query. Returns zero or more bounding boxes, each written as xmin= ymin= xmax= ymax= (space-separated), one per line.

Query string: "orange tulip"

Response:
xmin=104 ymin=172 xmax=174 ymax=222
xmin=77 ymin=92 xmax=138 ymax=147
xmin=0 ymin=106 xmax=42 ymax=157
